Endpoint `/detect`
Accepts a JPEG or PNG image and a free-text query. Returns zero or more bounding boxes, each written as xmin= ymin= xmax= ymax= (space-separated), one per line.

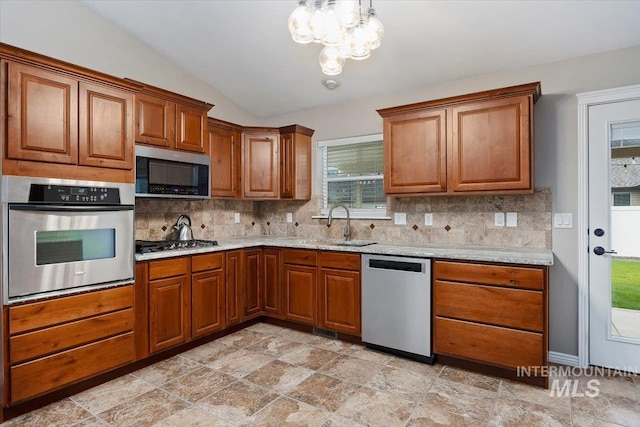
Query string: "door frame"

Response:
xmin=577 ymin=84 xmax=640 ymax=368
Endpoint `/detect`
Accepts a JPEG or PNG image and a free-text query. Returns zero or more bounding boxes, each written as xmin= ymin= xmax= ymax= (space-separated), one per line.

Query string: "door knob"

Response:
xmin=593 ymin=246 xmax=617 ymax=256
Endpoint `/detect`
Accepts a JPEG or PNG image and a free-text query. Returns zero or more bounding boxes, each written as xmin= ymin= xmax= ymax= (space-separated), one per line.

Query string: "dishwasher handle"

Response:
xmin=367 ymin=259 xmax=424 ymax=273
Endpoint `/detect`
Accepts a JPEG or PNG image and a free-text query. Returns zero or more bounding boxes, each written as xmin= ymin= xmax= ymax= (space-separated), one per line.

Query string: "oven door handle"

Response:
xmin=9 ymin=205 xmax=134 ymax=212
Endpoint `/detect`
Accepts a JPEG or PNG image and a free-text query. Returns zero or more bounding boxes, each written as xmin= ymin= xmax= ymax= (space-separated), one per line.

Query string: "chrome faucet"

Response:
xmin=327 ymin=203 xmax=351 ymax=241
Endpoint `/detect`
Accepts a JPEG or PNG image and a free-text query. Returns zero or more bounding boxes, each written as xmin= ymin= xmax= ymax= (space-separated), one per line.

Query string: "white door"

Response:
xmin=588 ymin=99 xmax=640 ymax=373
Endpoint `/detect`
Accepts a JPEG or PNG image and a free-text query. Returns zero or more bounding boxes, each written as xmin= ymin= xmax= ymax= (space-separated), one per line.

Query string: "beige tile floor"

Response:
xmin=2 ymin=323 xmax=639 ymax=427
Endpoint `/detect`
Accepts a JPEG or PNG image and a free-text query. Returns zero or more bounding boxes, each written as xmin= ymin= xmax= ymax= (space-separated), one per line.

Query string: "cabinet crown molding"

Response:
xmin=377 ymin=82 xmax=541 ymax=117
xmin=125 ymin=78 xmax=213 ymax=112
xmin=0 ymin=43 xmax=143 ymax=94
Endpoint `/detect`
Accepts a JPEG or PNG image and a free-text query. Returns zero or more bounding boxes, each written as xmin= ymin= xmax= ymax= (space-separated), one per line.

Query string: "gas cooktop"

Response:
xmin=135 ymin=239 xmax=218 ymax=254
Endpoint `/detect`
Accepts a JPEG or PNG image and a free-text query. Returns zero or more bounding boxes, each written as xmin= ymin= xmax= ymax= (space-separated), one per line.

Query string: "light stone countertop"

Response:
xmin=135 ymin=236 xmax=553 ymax=266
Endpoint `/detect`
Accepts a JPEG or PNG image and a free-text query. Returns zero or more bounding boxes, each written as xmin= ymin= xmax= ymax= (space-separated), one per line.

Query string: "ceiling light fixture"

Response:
xmin=288 ymin=0 xmax=383 ymax=76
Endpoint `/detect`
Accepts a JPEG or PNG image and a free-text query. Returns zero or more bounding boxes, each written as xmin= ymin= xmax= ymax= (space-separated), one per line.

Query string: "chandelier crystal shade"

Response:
xmin=288 ymin=0 xmax=384 ymax=76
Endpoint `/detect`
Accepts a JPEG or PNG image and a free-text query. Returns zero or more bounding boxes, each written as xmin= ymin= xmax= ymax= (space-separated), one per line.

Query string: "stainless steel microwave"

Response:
xmin=135 ymin=145 xmax=211 ymax=199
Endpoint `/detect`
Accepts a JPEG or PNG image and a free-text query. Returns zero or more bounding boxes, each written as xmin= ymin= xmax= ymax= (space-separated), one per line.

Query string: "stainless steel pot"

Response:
xmin=173 ymin=214 xmax=194 ymax=241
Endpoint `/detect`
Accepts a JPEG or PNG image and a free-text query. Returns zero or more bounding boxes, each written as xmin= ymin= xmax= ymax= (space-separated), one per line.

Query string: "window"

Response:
xmin=318 ymin=134 xmax=387 ymax=218
xmin=613 ymin=192 xmax=631 ymax=206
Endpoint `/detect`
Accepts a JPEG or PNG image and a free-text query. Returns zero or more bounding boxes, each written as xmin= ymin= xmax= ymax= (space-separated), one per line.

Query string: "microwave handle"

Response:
xmin=9 ymin=205 xmax=134 ymax=212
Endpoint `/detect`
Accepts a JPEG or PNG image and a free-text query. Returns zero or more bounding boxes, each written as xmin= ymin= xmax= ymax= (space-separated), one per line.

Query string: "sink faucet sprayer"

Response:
xmin=327 ymin=204 xmax=351 ymax=241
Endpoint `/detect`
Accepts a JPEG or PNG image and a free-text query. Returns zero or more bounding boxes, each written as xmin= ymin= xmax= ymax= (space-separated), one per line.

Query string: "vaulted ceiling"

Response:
xmin=82 ymin=0 xmax=640 ymax=118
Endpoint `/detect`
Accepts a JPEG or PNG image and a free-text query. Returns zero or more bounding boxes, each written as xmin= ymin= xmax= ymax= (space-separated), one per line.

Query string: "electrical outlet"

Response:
xmin=286 ymin=212 xmax=293 ymax=223
xmin=234 ymin=212 xmax=240 ymax=223
xmin=424 ymin=213 xmax=433 ymax=226
xmin=506 ymin=212 xmax=518 ymax=227
xmin=394 ymin=213 xmax=407 ymax=225
xmin=494 ymin=212 xmax=505 ymax=227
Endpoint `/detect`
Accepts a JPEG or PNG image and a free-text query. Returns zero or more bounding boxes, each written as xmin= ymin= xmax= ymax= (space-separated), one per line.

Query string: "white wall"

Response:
xmin=0 ymin=0 xmax=256 ymax=125
xmin=3 ymin=0 xmax=640 ymax=356
xmin=266 ymin=45 xmax=640 ymax=356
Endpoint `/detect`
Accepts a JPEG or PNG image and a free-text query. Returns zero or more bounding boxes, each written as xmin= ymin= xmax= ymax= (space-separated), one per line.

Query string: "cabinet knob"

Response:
xmin=510 ymin=279 xmax=517 ymax=284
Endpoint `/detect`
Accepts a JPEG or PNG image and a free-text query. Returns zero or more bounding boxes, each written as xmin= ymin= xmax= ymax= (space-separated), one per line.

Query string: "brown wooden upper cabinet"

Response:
xmin=208 ymin=118 xmax=242 ymax=198
xmin=243 ymin=131 xmax=280 ymax=199
xmin=279 ymin=125 xmax=313 ymax=200
xmin=208 ymin=119 xmax=314 ymax=200
xmin=378 ymin=82 xmax=540 ymax=196
xmin=1 ymin=43 xmax=140 ymax=182
xmin=129 ymin=79 xmax=213 ymax=154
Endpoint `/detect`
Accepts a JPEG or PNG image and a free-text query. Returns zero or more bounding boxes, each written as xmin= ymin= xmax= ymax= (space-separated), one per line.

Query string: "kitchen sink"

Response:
xmin=300 ymin=239 xmax=377 ymax=247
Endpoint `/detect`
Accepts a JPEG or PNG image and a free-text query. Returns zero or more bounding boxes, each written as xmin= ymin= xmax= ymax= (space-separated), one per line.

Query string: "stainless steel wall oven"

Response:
xmin=2 ymin=176 xmax=135 ymax=303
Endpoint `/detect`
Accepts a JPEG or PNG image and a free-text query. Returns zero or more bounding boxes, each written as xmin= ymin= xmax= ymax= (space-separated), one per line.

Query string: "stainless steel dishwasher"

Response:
xmin=361 ymin=254 xmax=434 ymax=364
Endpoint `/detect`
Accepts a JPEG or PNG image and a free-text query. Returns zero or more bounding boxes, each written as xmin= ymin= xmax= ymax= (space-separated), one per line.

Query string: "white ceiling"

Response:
xmin=82 ymin=0 xmax=640 ymax=119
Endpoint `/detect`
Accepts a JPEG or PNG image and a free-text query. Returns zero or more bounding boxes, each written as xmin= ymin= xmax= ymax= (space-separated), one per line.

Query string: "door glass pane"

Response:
xmin=36 ymin=229 xmax=116 ymax=265
xmin=609 ymin=120 xmax=640 ymax=340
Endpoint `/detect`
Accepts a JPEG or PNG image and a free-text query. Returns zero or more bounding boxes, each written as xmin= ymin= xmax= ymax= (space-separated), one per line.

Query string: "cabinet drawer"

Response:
xmin=434 ymin=260 xmax=544 ymax=290
xmin=434 ymin=317 xmax=543 ymax=369
xmin=319 ymin=251 xmax=360 ymax=271
xmin=10 ymin=308 xmax=134 ymax=364
xmin=192 ymin=252 xmax=224 ymax=272
xmin=10 ymin=332 xmax=134 ymax=403
xmin=284 ymin=249 xmax=317 ymax=266
xmin=9 ymin=285 xmax=133 ymax=335
xmin=149 ymin=256 xmax=190 ymax=280
xmin=434 ymin=281 xmax=543 ymax=331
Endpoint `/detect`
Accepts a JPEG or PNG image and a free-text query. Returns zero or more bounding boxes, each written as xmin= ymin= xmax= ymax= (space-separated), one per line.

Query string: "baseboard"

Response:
xmin=548 ymin=351 xmax=580 ymax=367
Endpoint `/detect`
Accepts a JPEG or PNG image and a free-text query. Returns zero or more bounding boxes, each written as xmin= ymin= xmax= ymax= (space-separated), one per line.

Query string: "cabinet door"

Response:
xmin=225 ymin=250 xmax=242 ymax=326
xmin=243 ymin=133 xmax=279 ymax=199
xmin=383 ymin=109 xmax=447 ymax=194
xmin=450 ymin=96 xmax=532 ymax=192
xmin=6 ymin=61 xmax=78 ymax=164
xmin=192 ymin=270 xmax=225 ymax=337
xmin=134 ymin=93 xmax=175 ymax=148
xmin=149 ymin=275 xmax=190 ymax=353
xmin=279 ymin=132 xmax=312 ymax=200
xmin=135 ymin=94 xmax=176 ymax=148
xmin=176 ymin=104 xmax=208 ymax=153
xmin=243 ymin=249 xmax=263 ymax=319
xmin=210 ymin=126 xmax=240 ymax=197
xmin=263 ymin=248 xmax=281 ymax=317
xmin=78 ymin=82 xmax=133 ymax=170
xmin=283 ymin=264 xmax=317 ymax=325
xmin=318 ymin=268 xmax=361 ymax=335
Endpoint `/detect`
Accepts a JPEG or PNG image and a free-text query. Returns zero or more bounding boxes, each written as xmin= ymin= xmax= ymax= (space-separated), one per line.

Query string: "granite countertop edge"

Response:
xmin=135 ymin=237 xmax=553 ymax=266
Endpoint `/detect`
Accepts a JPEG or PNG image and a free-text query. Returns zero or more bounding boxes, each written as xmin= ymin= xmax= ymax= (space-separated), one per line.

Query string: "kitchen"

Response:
xmin=1 ymin=1 xmax=640 ymax=426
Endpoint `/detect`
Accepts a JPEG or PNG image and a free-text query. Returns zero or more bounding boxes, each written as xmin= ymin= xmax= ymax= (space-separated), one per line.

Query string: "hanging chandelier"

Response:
xmin=288 ymin=0 xmax=384 ymax=76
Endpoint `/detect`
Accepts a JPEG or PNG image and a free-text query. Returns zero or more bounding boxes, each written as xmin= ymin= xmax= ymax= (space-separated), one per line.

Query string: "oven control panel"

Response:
xmin=28 ymin=184 xmax=121 ymax=204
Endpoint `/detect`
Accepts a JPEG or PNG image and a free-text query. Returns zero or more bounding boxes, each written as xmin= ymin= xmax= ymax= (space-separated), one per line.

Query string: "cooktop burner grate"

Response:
xmin=135 ymin=239 xmax=218 ymax=254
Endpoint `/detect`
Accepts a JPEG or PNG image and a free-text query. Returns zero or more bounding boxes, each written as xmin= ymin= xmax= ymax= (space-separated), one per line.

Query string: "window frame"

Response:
xmin=316 ymin=133 xmax=389 ymax=219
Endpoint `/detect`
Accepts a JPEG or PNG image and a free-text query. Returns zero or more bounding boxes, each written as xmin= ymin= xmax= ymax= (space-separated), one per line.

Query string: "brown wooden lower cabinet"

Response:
xmin=7 ymin=286 xmax=135 ymax=404
xmin=149 ymin=275 xmax=191 ymax=353
xmin=283 ymin=252 xmax=317 ymax=326
xmin=191 ymin=253 xmax=226 ymax=338
xmin=243 ymin=249 xmax=263 ymax=319
xmin=263 ymin=248 xmax=282 ymax=317
xmin=433 ymin=260 xmax=548 ymax=383
xmin=317 ymin=252 xmax=361 ymax=335
xmin=225 ymin=250 xmax=242 ymax=326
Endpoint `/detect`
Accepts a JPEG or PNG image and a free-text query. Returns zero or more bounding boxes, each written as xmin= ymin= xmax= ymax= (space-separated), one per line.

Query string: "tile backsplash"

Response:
xmin=135 ymin=188 xmax=551 ymax=250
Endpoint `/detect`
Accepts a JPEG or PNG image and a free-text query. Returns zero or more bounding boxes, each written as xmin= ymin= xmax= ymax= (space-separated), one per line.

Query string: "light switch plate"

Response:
xmin=234 ymin=213 xmax=241 ymax=223
xmin=554 ymin=213 xmax=573 ymax=228
xmin=424 ymin=213 xmax=433 ymax=226
xmin=494 ymin=212 xmax=505 ymax=227
xmin=506 ymin=212 xmax=518 ymax=227
xmin=394 ymin=213 xmax=407 ymax=225
xmin=286 ymin=212 xmax=293 ymax=223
